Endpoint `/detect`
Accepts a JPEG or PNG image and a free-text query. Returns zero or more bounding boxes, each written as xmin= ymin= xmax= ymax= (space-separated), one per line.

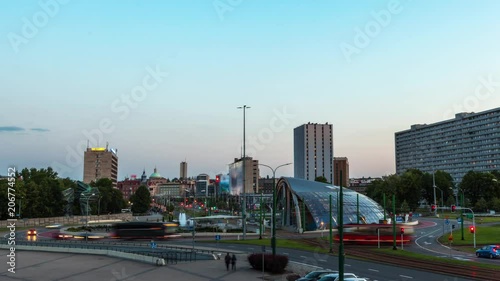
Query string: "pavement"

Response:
xmin=0 ymin=251 xmax=291 ymax=281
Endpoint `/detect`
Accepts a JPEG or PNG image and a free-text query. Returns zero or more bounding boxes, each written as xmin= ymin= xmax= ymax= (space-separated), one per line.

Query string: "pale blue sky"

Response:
xmin=2 ymin=0 xmax=500 ymax=180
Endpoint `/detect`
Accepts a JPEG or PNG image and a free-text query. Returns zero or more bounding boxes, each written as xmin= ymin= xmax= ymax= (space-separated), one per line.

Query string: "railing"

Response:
xmin=0 ymin=238 xmax=209 ymax=263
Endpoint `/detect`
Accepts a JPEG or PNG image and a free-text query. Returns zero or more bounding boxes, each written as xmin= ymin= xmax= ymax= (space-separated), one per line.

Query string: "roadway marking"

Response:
xmin=424 ymin=242 xmax=432 ymax=245
xmin=345 ymin=264 xmax=351 ymax=267
xmin=283 ymin=252 xmax=289 ymax=255
xmin=300 ymin=256 xmax=308 ymax=259
xmin=368 ymin=269 xmax=379 ymax=272
xmin=400 ymin=275 xmax=413 ymax=279
xmin=318 ymin=259 xmax=327 ymax=262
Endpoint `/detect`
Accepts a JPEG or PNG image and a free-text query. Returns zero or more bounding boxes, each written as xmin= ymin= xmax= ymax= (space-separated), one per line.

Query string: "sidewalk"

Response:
xmin=0 ymin=251 xmax=291 ymax=281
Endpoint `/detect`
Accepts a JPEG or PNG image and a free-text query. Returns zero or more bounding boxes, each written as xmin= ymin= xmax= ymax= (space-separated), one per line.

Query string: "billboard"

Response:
xmin=229 ymin=161 xmax=243 ymax=195
xmin=220 ymin=174 xmax=230 ymax=194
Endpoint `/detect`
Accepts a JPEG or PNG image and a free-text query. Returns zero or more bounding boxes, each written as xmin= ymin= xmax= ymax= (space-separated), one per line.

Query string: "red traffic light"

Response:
xmin=400 ymin=227 xmax=405 ymax=234
xmin=469 ymin=226 xmax=475 ymax=233
xmin=215 ymin=175 xmax=221 ymax=183
xmin=451 ymin=205 xmax=456 ymax=212
xmin=431 ymin=205 xmax=436 ymax=211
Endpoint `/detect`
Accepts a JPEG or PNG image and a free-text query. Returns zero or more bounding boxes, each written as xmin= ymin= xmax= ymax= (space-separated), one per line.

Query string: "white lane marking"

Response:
xmin=300 ymin=255 xmax=308 ymax=259
xmin=283 ymin=252 xmax=289 ymax=255
xmin=318 ymin=259 xmax=327 ymax=262
xmin=424 ymin=242 xmax=432 ymax=245
xmin=345 ymin=264 xmax=351 ymax=267
xmin=400 ymin=275 xmax=413 ymax=279
xmin=369 ymin=269 xmax=379 ymax=272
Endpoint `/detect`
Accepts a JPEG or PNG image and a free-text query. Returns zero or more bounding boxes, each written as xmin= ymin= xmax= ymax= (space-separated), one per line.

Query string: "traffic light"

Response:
xmin=400 ymin=227 xmax=405 ymax=234
xmin=431 ymin=205 xmax=436 ymax=212
xmin=469 ymin=226 xmax=475 ymax=233
xmin=451 ymin=205 xmax=456 ymax=212
xmin=215 ymin=175 xmax=221 ymax=183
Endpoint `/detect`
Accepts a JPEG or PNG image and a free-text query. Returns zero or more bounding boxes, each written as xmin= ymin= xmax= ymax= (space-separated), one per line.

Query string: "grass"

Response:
xmin=215 ymin=238 xmax=330 ymax=253
xmin=438 ymin=224 xmax=500 ymax=246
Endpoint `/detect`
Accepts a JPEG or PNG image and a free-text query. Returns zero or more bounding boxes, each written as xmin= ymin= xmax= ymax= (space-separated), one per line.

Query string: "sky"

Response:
xmin=2 ymin=0 xmax=500 ymax=181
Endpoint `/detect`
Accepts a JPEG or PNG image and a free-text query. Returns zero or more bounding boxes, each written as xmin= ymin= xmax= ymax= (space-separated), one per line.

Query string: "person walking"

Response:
xmin=231 ymin=254 xmax=237 ymax=270
xmin=224 ymin=253 xmax=231 ymax=271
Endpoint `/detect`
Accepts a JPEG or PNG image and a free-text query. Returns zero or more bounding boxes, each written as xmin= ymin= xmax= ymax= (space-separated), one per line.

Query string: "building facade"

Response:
xmin=230 ymin=157 xmax=260 ymax=194
xmin=83 ymin=146 xmax=118 ymax=187
xmin=294 ymin=123 xmax=334 ymax=183
xmin=395 ymin=108 xmax=500 ymax=183
xmin=333 ymin=157 xmax=349 ymax=187
xmin=180 ymin=161 xmax=188 ymax=180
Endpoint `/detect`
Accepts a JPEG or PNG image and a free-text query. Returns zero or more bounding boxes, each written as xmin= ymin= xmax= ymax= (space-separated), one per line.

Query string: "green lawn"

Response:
xmin=216 ymin=238 xmax=330 ymax=253
xmin=438 ymin=224 xmax=500 ymax=246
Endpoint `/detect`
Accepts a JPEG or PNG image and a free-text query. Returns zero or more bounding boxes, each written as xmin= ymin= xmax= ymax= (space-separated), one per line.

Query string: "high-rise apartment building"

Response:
xmin=180 ymin=161 xmax=188 ymax=179
xmin=395 ymin=108 xmax=500 ymax=183
xmin=83 ymin=146 xmax=118 ymax=187
xmin=230 ymin=157 xmax=260 ymax=194
xmin=294 ymin=123 xmax=334 ymax=183
xmin=333 ymin=157 xmax=349 ymax=187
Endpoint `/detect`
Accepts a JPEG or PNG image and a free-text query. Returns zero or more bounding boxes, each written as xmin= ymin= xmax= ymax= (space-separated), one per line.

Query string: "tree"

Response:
xmin=475 ymin=197 xmax=488 ymax=212
xmin=460 ymin=171 xmax=498 ymax=206
xmin=314 ymin=176 xmax=328 ymax=183
xmin=130 ymin=185 xmax=151 ymax=214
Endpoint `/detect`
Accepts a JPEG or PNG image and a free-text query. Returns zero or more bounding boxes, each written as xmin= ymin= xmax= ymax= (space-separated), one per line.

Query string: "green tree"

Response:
xmin=475 ymin=197 xmax=488 ymax=212
xmin=400 ymin=200 xmax=410 ymax=213
xmin=314 ymin=176 xmax=328 ymax=183
xmin=460 ymin=171 xmax=498 ymax=206
xmin=130 ymin=185 xmax=151 ymax=214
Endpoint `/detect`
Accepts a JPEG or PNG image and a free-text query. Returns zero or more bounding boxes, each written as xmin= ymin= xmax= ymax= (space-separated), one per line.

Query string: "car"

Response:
xmin=46 ymin=223 xmax=63 ymax=229
xmin=475 ymin=245 xmax=500 ymax=259
xmin=297 ymin=270 xmax=338 ymax=281
xmin=52 ymin=232 xmax=73 ymax=240
xmin=27 ymin=228 xmax=37 ymax=236
xmin=343 ymin=278 xmax=368 ymax=281
xmin=318 ymin=273 xmax=357 ymax=281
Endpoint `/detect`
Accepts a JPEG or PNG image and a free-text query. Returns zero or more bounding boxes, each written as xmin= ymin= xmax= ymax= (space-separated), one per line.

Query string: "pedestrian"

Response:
xmin=224 ymin=253 xmax=231 ymax=271
xmin=231 ymin=254 xmax=237 ymax=270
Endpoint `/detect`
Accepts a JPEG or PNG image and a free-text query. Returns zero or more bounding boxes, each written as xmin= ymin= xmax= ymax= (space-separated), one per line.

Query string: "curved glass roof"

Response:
xmin=277 ymin=177 xmax=384 ymax=230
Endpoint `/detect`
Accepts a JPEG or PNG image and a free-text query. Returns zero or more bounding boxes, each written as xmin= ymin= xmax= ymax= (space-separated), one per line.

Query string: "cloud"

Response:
xmin=0 ymin=126 xmax=25 ymax=132
xmin=30 ymin=128 xmax=50 ymax=132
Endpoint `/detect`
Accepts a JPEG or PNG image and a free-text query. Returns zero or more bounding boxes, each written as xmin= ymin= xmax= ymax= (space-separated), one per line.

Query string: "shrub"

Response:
xmin=286 ymin=273 xmax=301 ymax=281
xmin=247 ymin=253 xmax=289 ymax=274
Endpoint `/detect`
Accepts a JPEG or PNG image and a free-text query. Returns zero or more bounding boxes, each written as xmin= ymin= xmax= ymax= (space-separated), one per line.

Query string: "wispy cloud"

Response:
xmin=0 ymin=126 xmax=25 ymax=132
xmin=30 ymin=128 xmax=50 ymax=132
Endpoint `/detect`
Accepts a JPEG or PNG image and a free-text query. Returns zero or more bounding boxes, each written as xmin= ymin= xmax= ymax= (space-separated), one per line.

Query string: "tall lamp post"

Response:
xmin=237 ymin=105 xmax=250 ymax=240
xmin=259 ymin=162 xmax=292 ymax=257
xmin=433 ymin=171 xmax=437 ymax=216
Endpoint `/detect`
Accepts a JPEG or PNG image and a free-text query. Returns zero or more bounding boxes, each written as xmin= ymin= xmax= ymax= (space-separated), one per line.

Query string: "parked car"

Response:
xmin=27 ymin=228 xmax=37 ymax=236
xmin=297 ymin=270 xmax=338 ymax=281
xmin=318 ymin=273 xmax=357 ymax=281
xmin=475 ymin=245 xmax=500 ymax=259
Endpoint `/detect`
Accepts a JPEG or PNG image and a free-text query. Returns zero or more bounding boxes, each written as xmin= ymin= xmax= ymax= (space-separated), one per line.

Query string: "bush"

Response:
xmin=286 ymin=273 xmax=301 ymax=281
xmin=247 ymin=253 xmax=289 ymax=274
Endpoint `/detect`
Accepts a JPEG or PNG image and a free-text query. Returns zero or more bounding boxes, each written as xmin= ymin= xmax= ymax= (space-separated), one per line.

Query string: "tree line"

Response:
xmin=0 ymin=167 xmax=127 ymax=220
xmin=365 ymin=169 xmax=500 ymax=213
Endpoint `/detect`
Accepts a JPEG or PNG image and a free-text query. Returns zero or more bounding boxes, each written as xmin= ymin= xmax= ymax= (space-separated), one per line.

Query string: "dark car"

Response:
xmin=476 ymin=245 xmax=500 ymax=259
xmin=297 ymin=270 xmax=338 ymax=281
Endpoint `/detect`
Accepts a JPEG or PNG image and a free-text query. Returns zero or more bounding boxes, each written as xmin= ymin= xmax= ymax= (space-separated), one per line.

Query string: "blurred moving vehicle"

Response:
xmin=27 ymin=228 xmax=37 ymax=236
xmin=476 ymin=245 xmax=500 ymax=259
xmin=52 ymin=232 xmax=73 ymax=240
xmin=46 ymin=223 xmax=63 ymax=229
xmin=297 ymin=270 xmax=338 ymax=281
xmin=318 ymin=273 xmax=357 ymax=281
xmin=111 ymin=222 xmax=179 ymax=239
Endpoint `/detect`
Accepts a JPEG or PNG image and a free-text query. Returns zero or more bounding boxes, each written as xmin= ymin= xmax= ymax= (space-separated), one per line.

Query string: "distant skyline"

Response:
xmin=2 ymin=0 xmax=500 ymax=181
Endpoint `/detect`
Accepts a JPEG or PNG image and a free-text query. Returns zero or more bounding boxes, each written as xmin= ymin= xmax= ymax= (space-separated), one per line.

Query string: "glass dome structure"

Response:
xmin=276 ymin=177 xmax=385 ymax=231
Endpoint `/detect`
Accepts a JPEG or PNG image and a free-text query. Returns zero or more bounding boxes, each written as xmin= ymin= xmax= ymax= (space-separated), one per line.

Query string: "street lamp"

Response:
xmin=433 ymin=171 xmax=437 ymax=216
xmin=435 ymin=186 xmax=443 ymax=215
xmin=259 ymin=162 xmax=292 ymax=257
xmin=237 ymin=105 xmax=251 ymax=240
xmin=97 ymin=196 xmax=102 ymax=222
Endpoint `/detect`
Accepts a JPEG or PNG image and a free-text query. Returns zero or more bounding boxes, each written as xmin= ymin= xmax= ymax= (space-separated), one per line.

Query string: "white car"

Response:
xmin=46 ymin=223 xmax=63 ymax=229
xmin=318 ymin=273 xmax=358 ymax=281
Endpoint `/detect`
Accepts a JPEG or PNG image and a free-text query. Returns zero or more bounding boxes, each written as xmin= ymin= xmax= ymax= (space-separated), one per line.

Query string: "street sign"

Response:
xmin=457 ymin=218 xmax=462 ymax=223
xmin=150 ymin=242 xmax=157 ymax=249
xmin=445 ymin=219 xmax=450 ymax=225
xmin=215 ymin=235 xmax=221 ymax=241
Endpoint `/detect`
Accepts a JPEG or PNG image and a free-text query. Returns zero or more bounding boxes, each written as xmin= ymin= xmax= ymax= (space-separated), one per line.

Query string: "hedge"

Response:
xmin=247 ymin=253 xmax=289 ymax=274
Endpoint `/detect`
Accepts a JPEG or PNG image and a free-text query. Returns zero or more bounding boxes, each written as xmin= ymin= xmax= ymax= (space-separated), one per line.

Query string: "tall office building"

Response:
xmin=395 ymin=108 xmax=500 ymax=183
xmin=229 ymin=157 xmax=260 ymax=194
xmin=83 ymin=145 xmax=118 ymax=187
xmin=294 ymin=123 xmax=334 ymax=183
xmin=333 ymin=157 xmax=349 ymax=187
xmin=180 ymin=161 xmax=188 ymax=179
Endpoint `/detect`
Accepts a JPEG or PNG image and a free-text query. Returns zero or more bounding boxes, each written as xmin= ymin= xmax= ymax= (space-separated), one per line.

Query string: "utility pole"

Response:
xmin=338 ymin=171 xmax=344 ymax=280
